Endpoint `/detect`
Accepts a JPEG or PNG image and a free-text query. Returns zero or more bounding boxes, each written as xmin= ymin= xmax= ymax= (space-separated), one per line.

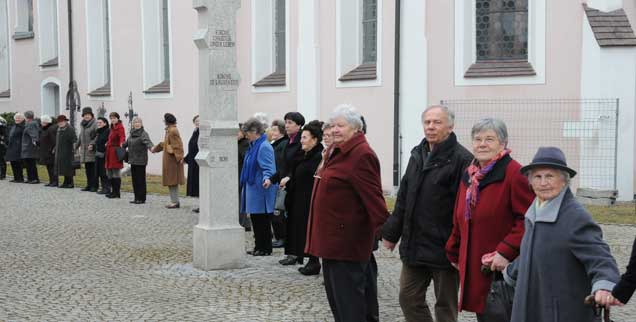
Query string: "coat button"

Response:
xmin=339 ymin=224 xmax=344 ymax=229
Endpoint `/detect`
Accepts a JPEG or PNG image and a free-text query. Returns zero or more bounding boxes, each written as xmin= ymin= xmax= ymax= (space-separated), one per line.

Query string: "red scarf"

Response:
xmin=465 ymin=149 xmax=511 ymax=220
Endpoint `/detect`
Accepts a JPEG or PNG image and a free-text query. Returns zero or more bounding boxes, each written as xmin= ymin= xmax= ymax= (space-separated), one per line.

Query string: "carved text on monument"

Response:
xmin=210 ymin=73 xmax=239 ymax=86
xmin=210 ymin=29 xmax=235 ymax=48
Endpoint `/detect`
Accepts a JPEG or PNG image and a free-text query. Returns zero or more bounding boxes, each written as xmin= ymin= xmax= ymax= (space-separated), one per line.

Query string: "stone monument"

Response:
xmin=192 ymin=0 xmax=245 ymax=270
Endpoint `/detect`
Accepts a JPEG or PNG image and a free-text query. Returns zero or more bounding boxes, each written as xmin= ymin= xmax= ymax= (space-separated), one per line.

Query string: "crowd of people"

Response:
xmin=0 ymin=103 xmax=635 ymax=322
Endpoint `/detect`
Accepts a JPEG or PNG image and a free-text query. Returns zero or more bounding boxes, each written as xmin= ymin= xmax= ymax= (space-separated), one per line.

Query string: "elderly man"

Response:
xmin=382 ymin=105 xmax=472 ymax=322
xmin=21 ymin=111 xmax=40 ymax=184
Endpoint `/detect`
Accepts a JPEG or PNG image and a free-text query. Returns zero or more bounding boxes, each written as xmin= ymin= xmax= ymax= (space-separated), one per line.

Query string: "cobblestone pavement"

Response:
xmin=0 ymin=180 xmax=634 ymax=321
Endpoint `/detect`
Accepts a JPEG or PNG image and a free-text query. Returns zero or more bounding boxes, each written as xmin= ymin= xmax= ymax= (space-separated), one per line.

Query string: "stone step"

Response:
xmin=576 ymin=196 xmax=616 ymax=207
xmin=576 ymin=188 xmax=618 ymax=199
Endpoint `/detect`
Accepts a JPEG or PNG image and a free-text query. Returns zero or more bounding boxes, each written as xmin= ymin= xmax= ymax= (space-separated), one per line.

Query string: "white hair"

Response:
xmin=253 ymin=112 xmax=269 ymax=128
xmin=330 ymin=104 xmax=363 ymax=131
xmin=421 ymin=105 xmax=455 ymax=127
xmin=41 ymin=115 xmax=52 ymax=124
xmin=132 ymin=116 xmax=143 ymax=126
xmin=14 ymin=112 xmax=24 ymax=121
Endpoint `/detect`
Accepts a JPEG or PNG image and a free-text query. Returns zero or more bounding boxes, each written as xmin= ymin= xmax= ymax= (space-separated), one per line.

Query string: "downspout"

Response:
xmin=67 ymin=0 xmax=74 ymax=83
xmin=393 ymin=0 xmax=401 ymax=188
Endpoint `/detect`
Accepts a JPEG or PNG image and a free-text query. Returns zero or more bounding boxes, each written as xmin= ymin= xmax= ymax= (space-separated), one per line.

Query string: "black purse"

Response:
xmin=274 ymin=189 xmax=287 ymax=211
xmin=481 ymin=272 xmax=514 ymax=322
xmin=115 ymin=147 xmax=128 ymax=162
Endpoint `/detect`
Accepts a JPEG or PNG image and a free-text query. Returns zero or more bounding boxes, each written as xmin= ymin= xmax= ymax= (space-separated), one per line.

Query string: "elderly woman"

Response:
xmin=322 ymin=123 xmax=334 ymax=148
xmin=92 ymin=117 xmax=111 ymax=195
xmin=54 ymin=115 xmax=78 ymax=188
xmin=185 ymin=115 xmax=200 ymax=213
xmin=123 ymin=117 xmax=154 ymax=204
xmin=105 ymin=112 xmax=126 ymax=199
xmin=445 ymin=118 xmax=534 ymax=321
xmin=76 ymin=107 xmax=98 ymax=192
xmin=280 ymin=120 xmax=324 ymax=275
xmin=6 ymin=113 xmax=25 ymax=183
xmin=21 ymin=111 xmax=40 ymax=184
xmin=240 ymin=117 xmax=277 ymax=256
xmin=152 ymin=113 xmax=185 ymax=209
xmin=614 ymin=237 xmax=636 ymax=305
xmin=504 ymin=147 xmax=620 ymax=322
xmin=305 ymin=105 xmax=389 ymax=321
xmin=270 ymin=119 xmax=288 ymax=248
xmin=38 ymin=115 xmax=58 ymax=187
xmin=0 ymin=115 xmax=7 ymax=180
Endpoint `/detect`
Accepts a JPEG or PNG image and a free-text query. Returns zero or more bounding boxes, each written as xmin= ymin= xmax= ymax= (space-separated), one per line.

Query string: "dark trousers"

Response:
xmin=46 ymin=164 xmax=57 ymax=184
xmin=23 ymin=158 xmax=38 ymax=182
xmin=95 ymin=157 xmax=110 ymax=191
xmin=10 ymin=161 xmax=24 ymax=181
xmin=323 ymin=258 xmax=378 ymax=322
xmin=399 ymin=264 xmax=459 ymax=322
xmin=250 ymin=214 xmax=272 ymax=253
xmin=62 ymin=176 xmax=74 ymax=185
xmin=0 ymin=157 xmax=5 ymax=178
xmin=130 ymin=164 xmax=147 ymax=202
xmin=272 ymin=213 xmax=286 ymax=241
xmin=84 ymin=162 xmax=96 ymax=189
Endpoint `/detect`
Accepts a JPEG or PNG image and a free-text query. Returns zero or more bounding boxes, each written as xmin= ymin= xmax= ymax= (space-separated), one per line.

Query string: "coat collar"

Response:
xmin=461 ymin=154 xmax=513 ymax=188
xmin=335 ymin=132 xmax=367 ymax=155
xmin=413 ymin=132 xmax=460 ymax=165
xmin=526 ymin=187 xmax=570 ymax=223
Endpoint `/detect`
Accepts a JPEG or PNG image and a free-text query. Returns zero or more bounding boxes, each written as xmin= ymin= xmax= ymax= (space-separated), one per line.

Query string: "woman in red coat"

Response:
xmin=445 ymin=118 xmax=534 ymax=321
xmin=104 ymin=112 xmax=126 ymax=199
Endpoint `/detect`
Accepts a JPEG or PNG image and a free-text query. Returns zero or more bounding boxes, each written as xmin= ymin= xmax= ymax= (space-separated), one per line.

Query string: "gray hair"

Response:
xmin=471 ymin=118 xmax=509 ymax=146
xmin=41 ymin=115 xmax=52 ymax=124
xmin=14 ymin=113 xmax=24 ymax=121
xmin=242 ymin=117 xmax=266 ymax=134
xmin=330 ymin=104 xmax=363 ymax=131
xmin=253 ymin=112 xmax=269 ymax=128
xmin=132 ymin=117 xmax=144 ymax=126
xmin=525 ymin=168 xmax=571 ymax=186
xmin=421 ymin=105 xmax=455 ymax=127
xmin=24 ymin=110 xmax=34 ymax=119
xmin=322 ymin=122 xmax=334 ymax=131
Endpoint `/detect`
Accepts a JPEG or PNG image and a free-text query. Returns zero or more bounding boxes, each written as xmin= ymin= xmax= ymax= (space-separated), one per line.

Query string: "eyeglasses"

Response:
xmin=472 ymin=137 xmax=499 ymax=145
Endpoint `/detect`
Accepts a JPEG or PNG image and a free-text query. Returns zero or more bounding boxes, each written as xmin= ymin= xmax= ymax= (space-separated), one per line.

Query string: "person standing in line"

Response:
xmin=382 ymin=105 xmax=473 ymax=322
xmin=76 ymin=107 xmax=98 ymax=192
xmin=105 ymin=112 xmax=126 ymax=199
xmin=269 ymin=119 xmax=289 ymax=248
xmin=240 ymin=117 xmax=277 ymax=256
xmin=6 ymin=113 xmax=26 ymax=183
xmin=123 ymin=117 xmax=154 ymax=204
xmin=92 ymin=117 xmax=111 ymax=195
xmin=152 ymin=113 xmax=185 ymax=209
xmin=613 ymin=236 xmax=636 ymax=306
xmin=238 ymin=125 xmax=251 ymax=230
xmin=21 ymin=111 xmax=40 ymax=184
xmin=185 ymin=115 xmax=200 ymax=213
xmin=54 ymin=115 xmax=77 ymax=188
xmin=0 ymin=116 xmax=7 ymax=180
xmin=38 ymin=115 xmax=58 ymax=187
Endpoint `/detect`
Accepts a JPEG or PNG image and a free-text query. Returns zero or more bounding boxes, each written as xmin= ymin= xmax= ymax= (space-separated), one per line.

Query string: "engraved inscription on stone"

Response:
xmin=210 ymin=29 xmax=235 ymax=48
xmin=210 ymin=73 xmax=239 ymax=87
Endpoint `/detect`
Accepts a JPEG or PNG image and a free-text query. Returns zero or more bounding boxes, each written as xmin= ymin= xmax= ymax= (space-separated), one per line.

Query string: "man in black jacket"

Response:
xmin=382 ymin=105 xmax=472 ymax=322
xmin=0 ymin=115 xmax=7 ymax=180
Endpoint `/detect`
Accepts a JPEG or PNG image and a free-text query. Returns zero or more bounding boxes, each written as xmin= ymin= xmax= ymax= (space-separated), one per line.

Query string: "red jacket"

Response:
xmin=105 ymin=122 xmax=126 ymax=169
xmin=305 ymin=133 xmax=389 ymax=262
xmin=445 ymin=155 xmax=534 ymax=313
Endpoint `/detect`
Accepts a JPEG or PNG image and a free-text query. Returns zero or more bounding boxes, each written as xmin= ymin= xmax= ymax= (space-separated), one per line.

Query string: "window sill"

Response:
xmin=253 ymin=72 xmax=286 ymax=87
xmin=464 ymin=60 xmax=536 ymax=78
xmin=0 ymin=89 xmax=10 ymax=98
xmin=39 ymin=57 xmax=59 ymax=68
xmin=87 ymin=84 xmax=111 ymax=97
xmin=12 ymin=31 xmax=34 ymax=40
xmin=143 ymin=80 xmax=171 ymax=94
xmin=339 ymin=63 xmax=377 ymax=81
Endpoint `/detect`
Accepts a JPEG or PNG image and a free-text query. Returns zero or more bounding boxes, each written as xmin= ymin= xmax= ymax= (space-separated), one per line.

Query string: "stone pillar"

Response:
xmin=192 ymin=0 xmax=245 ymax=270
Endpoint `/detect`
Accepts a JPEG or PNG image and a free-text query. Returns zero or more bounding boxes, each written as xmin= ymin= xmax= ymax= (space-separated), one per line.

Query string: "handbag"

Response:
xmin=274 ymin=189 xmax=287 ymax=211
xmin=72 ymin=154 xmax=81 ymax=170
xmin=115 ymin=147 xmax=128 ymax=162
xmin=481 ymin=272 xmax=514 ymax=322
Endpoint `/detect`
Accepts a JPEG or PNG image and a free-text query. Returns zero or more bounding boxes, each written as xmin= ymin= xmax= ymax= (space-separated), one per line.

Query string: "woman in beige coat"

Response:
xmin=152 ymin=113 xmax=185 ymax=209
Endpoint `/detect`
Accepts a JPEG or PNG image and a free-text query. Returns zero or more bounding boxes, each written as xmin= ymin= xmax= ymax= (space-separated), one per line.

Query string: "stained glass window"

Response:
xmin=476 ymin=0 xmax=528 ymax=61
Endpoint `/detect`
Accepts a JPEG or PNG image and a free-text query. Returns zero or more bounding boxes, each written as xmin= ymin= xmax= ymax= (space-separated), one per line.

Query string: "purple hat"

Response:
xmin=520 ymin=147 xmax=577 ymax=178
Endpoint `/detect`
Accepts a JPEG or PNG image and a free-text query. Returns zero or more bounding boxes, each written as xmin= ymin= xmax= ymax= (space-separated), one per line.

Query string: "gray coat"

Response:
xmin=123 ymin=127 xmax=153 ymax=166
xmin=504 ymin=188 xmax=619 ymax=322
xmin=21 ymin=120 xmax=40 ymax=159
xmin=76 ymin=118 xmax=97 ymax=163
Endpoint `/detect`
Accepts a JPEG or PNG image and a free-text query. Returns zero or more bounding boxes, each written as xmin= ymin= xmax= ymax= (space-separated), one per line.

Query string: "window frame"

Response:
xmin=141 ymin=0 xmax=172 ymax=96
xmin=85 ymin=0 xmax=113 ymax=98
xmin=37 ymin=0 xmax=59 ymax=69
xmin=251 ymin=0 xmax=290 ymax=92
xmin=0 ymin=0 xmax=11 ymax=99
xmin=13 ymin=0 xmax=34 ymax=40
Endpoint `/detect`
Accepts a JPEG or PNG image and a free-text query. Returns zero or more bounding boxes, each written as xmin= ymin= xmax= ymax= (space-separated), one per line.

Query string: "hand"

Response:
xmin=382 ymin=239 xmax=396 ymax=252
xmin=263 ymin=179 xmax=272 ymax=189
xmin=490 ymin=252 xmax=510 ymax=272
xmin=179 ymin=159 xmax=184 ymax=165
xmin=451 ymin=262 xmax=459 ymax=270
xmin=88 ymin=145 xmax=94 ymax=151
xmin=595 ymin=290 xmax=618 ymax=308
xmin=150 ymin=147 xmax=156 ymax=153
xmin=280 ymin=177 xmax=290 ymax=188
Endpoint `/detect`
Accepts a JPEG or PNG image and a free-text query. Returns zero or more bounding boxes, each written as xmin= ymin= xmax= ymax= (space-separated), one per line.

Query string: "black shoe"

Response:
xmin=135 ymin=200 xmax=145 ymax=204
xmin=90 ymin=187 xmax=98 ymax=192
xmin=97 ymin=189 xmax=110 ymax=195
xmin=279 ymin=255 xmax=298 ymax=266
xmin=81 ymin=186 xmax=91 ymax=191
xmin=272 ymin=239 xmax=285 ymax=248
xmin=59 ymin=184 xmax=74 ymax=189
xmin=28 ymin=180 xmax=40 ymax=184
xmin=106 ymin=193 xmax=120 ymax=199
xmin=47 ymin=182 xmax=58 ymax=187
xmin=130 ymin=200 xmax=138 ymax=204
xmin=299 ymin=262 xmax=321 ymax=276
xmin=253 ymin=250 xmax=272 ymax=256
xmin=192 ymin=208 xmax=200 ymax=213
xmin=246 ymin=250 xmax=255 ymax=255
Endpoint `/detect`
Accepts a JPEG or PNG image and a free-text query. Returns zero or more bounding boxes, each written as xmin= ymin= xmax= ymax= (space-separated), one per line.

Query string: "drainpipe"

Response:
xmin=393 ymin=0 xmax=401 ymax=188
xmin=65 ymin=0 xmax=80 ymax=129
xmin=67 ymin=0 xmax=74 ymax=83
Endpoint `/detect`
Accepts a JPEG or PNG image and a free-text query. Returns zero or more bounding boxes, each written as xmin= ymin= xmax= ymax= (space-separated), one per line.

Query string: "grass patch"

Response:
xmin=384 ymin=197 xmax=636 ymax=225
xmin=7 ymin=164 xmax=186 ymax=197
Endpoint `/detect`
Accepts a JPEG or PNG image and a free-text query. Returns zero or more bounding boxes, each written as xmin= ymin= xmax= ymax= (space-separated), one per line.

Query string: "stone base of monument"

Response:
xmin=193 ymin=225 xmax=246 ymax=270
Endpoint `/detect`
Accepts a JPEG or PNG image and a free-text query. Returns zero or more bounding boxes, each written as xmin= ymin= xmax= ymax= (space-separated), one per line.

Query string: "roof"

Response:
xmin=583 ymin=4 xmax=636 ymax=47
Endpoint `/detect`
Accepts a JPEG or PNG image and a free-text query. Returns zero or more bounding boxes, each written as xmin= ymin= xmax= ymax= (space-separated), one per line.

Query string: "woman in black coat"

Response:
xmin=270 ymin=119 xmax=289 ymax=247
xmin=279 ymin=121 xmax=324 ymax=276
xmin=0 ymin=116 xmax=7 ymax=180
xmin=614 ymin=237 xmax=636 ymax=305
xmin=92 ymin=117 xmax=111 ymax=194
xmin=38 ymin=115 xmax=58 ymax=186
xmin=6 ymin=113 xmax=25 ymax=183
xmin=54 ymin=115 xmax=78 ymax=188
xmin=185 ymin=115 xmax=200 ymax=200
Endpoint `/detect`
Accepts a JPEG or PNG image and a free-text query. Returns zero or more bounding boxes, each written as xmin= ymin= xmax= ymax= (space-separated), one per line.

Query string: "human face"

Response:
xmin=422 ymin=108 xmax=452 ymax=146
xmin=331 ymin=117 xmax=357 ymax=144
xmin=83 ymin=114 xmax=93 ymax=122
xmin=472 ymin=129 xmax=505 ymax=166
xmin=110 ymin=117 xmax=119 ymax=124
xmin=237 ymin=130 xmax=245 ymax=140
xmin=97 ymin=119 xmax=106 ymax=128
xmin=529 ymin=167 xmax=567 ymax=202
xmin=57 ymin=120 xmax=67 ymax=128
xmin=270 ymin=127 xmax=283 ymax=141
xmin=285 ymin=119 xmax=300 ymax=136
xmin=323 ymin=127 xmax=334 ymax=147
xmin=14 ymin=116 xmax=24 ymax=124
xmin=194 ymin=117 xmax=200 ymax=128
xmin=300 ymin=130 xmax=318 ymax=152
xmin=245 ymin=130 xmax=260 ymax=142
xmin=133 ymin=120 xmax=142 ymax=129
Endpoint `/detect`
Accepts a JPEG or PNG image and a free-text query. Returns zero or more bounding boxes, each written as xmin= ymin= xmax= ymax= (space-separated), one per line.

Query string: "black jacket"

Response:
xmin=382 ymin=132 xmax=472 ymax=268
xmin=6 ymin=123 xmax=25 ymax=162
xmin=270 ymin=134 xmax=301 ymax=184
xmin=38 ymin=124 xmax=57 ymax=165
xmin=0 ymin=124 xmax=7 ymax=156
xmin=185 ymin=128 xmax=200 ymax=197
xmin=94 ymin=126 xmax=110 ymax=156
xmin=238 ymin=137 xmax=250 ymax=178
xmin=271 ymin=136 xmax=289 ymax=174
xmin=614 ymin=237 xmax=636 ymax=304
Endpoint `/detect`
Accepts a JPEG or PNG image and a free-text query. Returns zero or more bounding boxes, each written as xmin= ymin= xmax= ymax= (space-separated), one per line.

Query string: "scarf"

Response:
xmin=465 ymin=149 xmax=511 ymax=220
xmin=240 ymin=134 xmax=268 ymax=186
